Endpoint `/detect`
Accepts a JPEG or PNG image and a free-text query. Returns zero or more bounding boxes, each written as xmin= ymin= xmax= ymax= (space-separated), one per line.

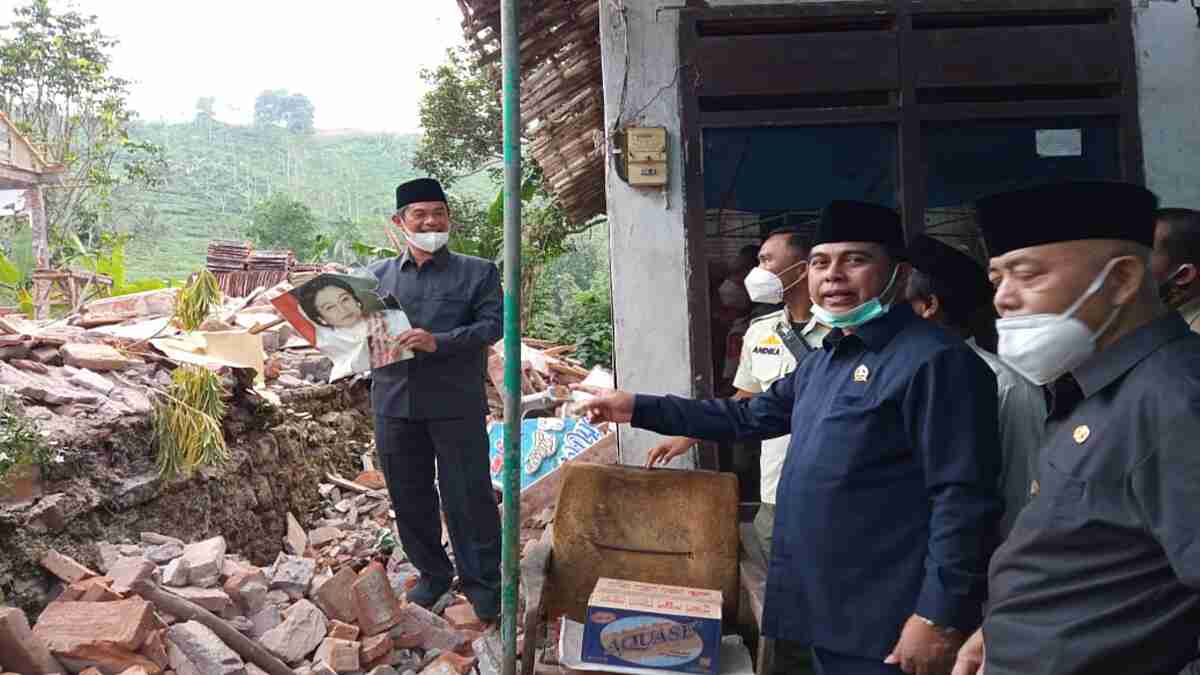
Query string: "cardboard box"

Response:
xmin=582 ymin=578 xmax=722 ymax=675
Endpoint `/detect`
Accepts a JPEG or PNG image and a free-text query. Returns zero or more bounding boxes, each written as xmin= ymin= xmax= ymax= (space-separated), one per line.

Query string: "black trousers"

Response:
xmin=375 ymin=414 xmax=502 ymax=611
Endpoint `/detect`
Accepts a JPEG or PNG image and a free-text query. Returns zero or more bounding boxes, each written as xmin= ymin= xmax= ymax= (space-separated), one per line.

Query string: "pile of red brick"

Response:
xmin=0 ymin=530 xmax=506 ymax=675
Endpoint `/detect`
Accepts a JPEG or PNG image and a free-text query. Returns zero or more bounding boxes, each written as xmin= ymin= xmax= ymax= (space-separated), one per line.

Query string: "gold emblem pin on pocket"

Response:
xmin=1030 ymin=479 xmax=1040 ymax=497
xmin=1073 ymin=425 xmax=1090 ymax=444
xmin=854 ymin=365 xmax=870 ymax=382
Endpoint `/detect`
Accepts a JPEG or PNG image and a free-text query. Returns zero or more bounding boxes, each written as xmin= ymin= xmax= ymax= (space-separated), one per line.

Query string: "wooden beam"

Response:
xmin=131 ymin=581 xmax=295 ymax=675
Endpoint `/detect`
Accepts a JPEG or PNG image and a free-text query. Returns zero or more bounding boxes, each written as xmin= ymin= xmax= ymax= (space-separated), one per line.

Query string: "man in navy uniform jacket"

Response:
xmin=577 ymin=201 xmax=1002 ymax=675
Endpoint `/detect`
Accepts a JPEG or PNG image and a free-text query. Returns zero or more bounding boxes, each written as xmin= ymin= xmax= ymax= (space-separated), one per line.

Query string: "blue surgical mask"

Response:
xmin=811 ymin=265 xmax=900 ymax=329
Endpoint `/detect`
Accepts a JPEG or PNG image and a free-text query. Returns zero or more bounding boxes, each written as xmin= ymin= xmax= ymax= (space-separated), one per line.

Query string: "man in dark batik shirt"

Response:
xmin=950 ymin=181 xmax=1200 ymax=675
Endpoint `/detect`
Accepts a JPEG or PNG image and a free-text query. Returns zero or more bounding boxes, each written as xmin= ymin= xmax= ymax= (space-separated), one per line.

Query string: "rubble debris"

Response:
xmin=60 ymin=343 xmax=132 ymax=371
xmin=66 ymin=365 xmax=116 ymax=395
xmin=12 ymin=420 xmax=565 ymax=675
xmin=353 ymin=561 xmax=403 ymax=636
xmin=314 ymin=566 xmax=358 ymax=624
xmin=141 ymin=532 xmax=185 ymax=547
xmin=287 ymin=512 xmax=309 ymax=556
xmin=40 ymin=549 xmax=97 ymax=584
xmin=166 ymin=587 xmax=233 ymax=615
xmin=166 ymin=621 xmax=245 ymax=675
xmin=354 ymin=470 xmax=386 ymax=490
xmin=181 ymin=536 xmax=226 ymax=588
xmin=32 ymin=598 xmax=162 ymax=674
xmin=145 ymin=541 xmax=184 ymax=564
xmin=328 ymin=619 xmax=360 ymax=641
xmin=0 ymin=605 xmax=65 ymax=674
xmin=421 ymin=651 xmax=477 ymax=675
xmin=443 ymin=602 xmax=485 ymax=632
xmin=25 ymin=492 xmax=69 ymax=533
xmin=161 ymin=558 xmax=190 ymax=587
xmin=314 ymin=637 xmax=361 ymax=673
xmin=108 ymin=557 xmax=157 ymax=595
xmin=142 ymin=628 xmax=170 ymax=669
xmin=308 ymin=526 xmax=342 ymax=548
xmin=132 ymin=581 xmax=294 ymax=675
xmin=268 ymin=553 xmax=316 ymax=601
xmin=224 ymin=569 xmax=269 ymax=614
xmin=60 ymin=577 xmax=121 ymax=603
xmin=259 ymin=599 xmax=327 ymax=664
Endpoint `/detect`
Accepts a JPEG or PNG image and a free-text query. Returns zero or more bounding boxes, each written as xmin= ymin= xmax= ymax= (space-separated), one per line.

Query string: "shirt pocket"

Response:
xmin=422 ymin=294 xmax=471 ymax=330
xmin=1032 ymin=459 xmax=1088 ymax=527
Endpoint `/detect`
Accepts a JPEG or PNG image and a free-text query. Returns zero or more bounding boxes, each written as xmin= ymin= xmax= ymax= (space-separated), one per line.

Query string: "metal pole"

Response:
xmin=499 ymin=0 xmax=522 ymax=673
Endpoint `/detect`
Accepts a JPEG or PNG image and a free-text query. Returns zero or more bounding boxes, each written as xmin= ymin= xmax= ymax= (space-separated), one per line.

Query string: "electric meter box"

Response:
xmin=623 ymin=127 xmax=669 ymax=187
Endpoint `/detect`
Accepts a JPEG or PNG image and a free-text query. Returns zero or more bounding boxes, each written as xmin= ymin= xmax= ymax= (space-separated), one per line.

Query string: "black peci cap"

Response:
xmin=395 ymin=178 xmax=448 ymax=211
xmin=975 ymin=181 xmax=1158 ymax=257
xmin=812 ymin=200 xmax=905 ymax=256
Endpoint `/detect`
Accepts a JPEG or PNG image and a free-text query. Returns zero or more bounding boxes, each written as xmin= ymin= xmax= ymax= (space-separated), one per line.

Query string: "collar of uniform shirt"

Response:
xmin=1071 ymin=311 xmax=1192 ymax=398
xmin=398 ymin=245 xmax=451 ymax=269
xmin=820 ymin=302 xmax=917 ymax=353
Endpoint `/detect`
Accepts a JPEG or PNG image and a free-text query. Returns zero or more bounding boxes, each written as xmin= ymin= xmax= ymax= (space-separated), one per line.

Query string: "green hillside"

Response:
xmin=117 ymin=118 xmax=495 ymax=279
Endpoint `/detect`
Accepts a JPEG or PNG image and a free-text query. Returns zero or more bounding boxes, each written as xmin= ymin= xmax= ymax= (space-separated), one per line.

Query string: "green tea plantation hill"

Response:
xmin=114 ymin=118 xmax=493 ymax=280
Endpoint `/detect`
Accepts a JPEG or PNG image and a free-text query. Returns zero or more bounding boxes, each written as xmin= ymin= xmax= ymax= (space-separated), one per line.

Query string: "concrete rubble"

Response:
xmin=0 ymin=264 xmax=616 ymax=675
xmin=0 ymin=277 xmax=357 ymax=453
xmin=0 ymin=462 xmax=556 ymax=675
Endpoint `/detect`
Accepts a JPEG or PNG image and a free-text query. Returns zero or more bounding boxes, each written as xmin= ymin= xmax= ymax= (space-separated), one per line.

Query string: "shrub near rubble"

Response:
xmin=0 ymin=391 xmax=57 ymax=484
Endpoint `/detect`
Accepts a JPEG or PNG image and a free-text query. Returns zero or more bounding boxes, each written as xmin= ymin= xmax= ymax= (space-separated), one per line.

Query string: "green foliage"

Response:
xmin=413 ymin=48 xmax=502 ymax=185
xmin=527 ymin=224 xmax=614 ymax=369
xmin=153 ymin=365 xmax=228 ymax=477
xmin=245 ymin=193 xmax=321 ymax=258
xmin=413 ymin=46 xmax=599 ymax=328
xmin=254 ymin=89 xmax=315 ymax=134
xmin=0 ymin=0 xmax=166 ymax=257
xmin=0 ymin=254 xmax=20 ymax=287
xmin=110 ymin=117 xmax=503 ymax=279
xmin=529 ymin=266 xmax=613 ymax=369
xmin=0 ymin=394 xmax=56 ymax=483
xmin=61 ymin=230 xmax=176 ymax=299
xmin=0 ymin=219 xmax=34 ymax=312
xmin=175 ymin=269 xmax=221 ymax=332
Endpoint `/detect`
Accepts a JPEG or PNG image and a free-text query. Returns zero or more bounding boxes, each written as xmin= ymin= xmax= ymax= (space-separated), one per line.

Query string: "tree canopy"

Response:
xmin=0 ymin=0 xmax=166 ymax=258
xmin=413 ymin=48 xmax=503 ymax=185
xmin=244 ymin=193 xmax=320 ymax=259
xmin=254 ymin=89 xmax=315 ymax=134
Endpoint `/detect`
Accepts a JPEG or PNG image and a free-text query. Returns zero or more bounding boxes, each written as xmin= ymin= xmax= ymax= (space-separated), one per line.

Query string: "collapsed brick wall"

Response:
xmin=0 ymin=380 xmax=372 ymax=619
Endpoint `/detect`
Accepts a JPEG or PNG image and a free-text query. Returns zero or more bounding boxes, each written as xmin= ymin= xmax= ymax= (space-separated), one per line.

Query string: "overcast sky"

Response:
xmin=0 ymin=0 xmax=466 ymax=133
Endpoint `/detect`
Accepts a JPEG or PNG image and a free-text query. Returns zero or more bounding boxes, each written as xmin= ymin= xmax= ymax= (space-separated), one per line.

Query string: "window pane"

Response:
xmin=923 ymin=117 xmax=1122 ymax=259
xmin=704 ymin=125 xmax=898 ymax=214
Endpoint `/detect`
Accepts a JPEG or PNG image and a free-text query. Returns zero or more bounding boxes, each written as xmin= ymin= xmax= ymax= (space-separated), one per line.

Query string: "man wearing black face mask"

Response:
xmin=1151 ymin=208 xmax=1200 ymax=333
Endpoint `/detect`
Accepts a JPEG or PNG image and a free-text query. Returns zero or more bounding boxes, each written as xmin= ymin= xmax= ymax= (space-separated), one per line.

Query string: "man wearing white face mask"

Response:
xmin=952 ymin=182 xmax=1200 ymax=675
xmin=368 ymin=178 xmax=504 ymax=623
xmin=646 ymin=227 xmax=827 ymax=559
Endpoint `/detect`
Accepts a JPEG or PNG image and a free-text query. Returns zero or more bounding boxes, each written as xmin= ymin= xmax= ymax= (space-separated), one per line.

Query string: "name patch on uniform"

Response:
xmin=753 ymin=334 xmax=783 ymax=356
